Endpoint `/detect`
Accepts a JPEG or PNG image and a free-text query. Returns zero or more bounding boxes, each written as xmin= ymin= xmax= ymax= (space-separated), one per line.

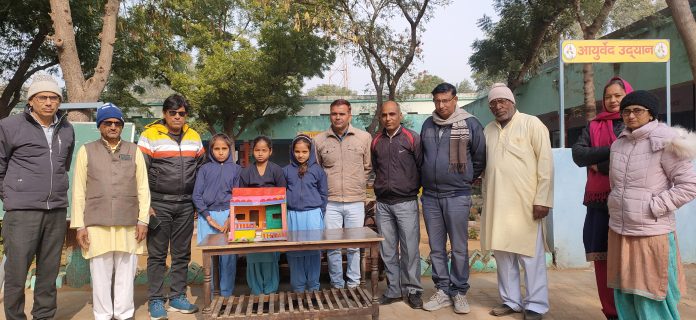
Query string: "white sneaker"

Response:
xmin=422 ymin=290 xmax=452 ymax=311
xmin=453 ymin=293 xmax=471 ymax=314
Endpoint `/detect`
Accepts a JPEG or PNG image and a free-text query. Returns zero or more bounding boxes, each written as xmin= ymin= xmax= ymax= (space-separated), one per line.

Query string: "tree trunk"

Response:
xmin=366 ymin=91 xmax=384 ymax=135
xmin=66 ymin=109 xmax=91 ymax=122
xmin=223 ymin=117 xmax=237 ymax=142
xmin=667 ymin=0 xmax=696 ymax=87
xmin=582 ymin=63 xmax=597 ymax=120
xmin=574 ymin=0 xmax=617 ymax=121
xmin=49 ymin=0 xmax=120 ymax=121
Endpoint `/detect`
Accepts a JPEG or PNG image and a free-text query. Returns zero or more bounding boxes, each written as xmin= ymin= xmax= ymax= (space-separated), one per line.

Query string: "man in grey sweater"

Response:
xmin=0 ymin=75 xmax=75 ymax=320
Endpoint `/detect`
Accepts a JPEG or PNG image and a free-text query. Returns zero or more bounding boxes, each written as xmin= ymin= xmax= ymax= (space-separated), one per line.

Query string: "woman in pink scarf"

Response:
xmin=571 ymin=76 xmax=632 ymax=320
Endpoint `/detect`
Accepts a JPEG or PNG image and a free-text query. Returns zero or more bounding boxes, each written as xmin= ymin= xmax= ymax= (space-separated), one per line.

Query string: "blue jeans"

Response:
xmin=324 ymin=201 xmax=365 ymax=288
xmin=197 ymin=210 xmax=237 ymax=297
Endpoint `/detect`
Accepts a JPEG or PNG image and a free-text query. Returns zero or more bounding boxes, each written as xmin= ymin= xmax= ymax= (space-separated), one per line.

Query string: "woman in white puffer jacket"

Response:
xmin=607 ymin=90 xmax=696 ymax=320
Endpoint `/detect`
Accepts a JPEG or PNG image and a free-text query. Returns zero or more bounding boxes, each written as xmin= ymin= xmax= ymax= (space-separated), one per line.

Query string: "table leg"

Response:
xmin=202 ymin=252 xmax=212 ymax=314
xmin=360 ymin=248 xmax=367 ymax=287
xmin=213 ymin=256 xmax=220 ymax=297
xmin=371 ymin=243 xmax=379 ymax=320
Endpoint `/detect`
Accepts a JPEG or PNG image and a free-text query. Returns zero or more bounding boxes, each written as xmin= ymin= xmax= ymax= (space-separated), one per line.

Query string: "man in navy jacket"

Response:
xmin=420 ymin=83 xmax=486 ymax=314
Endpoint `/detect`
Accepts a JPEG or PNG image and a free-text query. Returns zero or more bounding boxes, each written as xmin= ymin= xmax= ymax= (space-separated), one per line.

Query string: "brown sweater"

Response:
xmin=314 ymin=125 xmax=372 ymax=202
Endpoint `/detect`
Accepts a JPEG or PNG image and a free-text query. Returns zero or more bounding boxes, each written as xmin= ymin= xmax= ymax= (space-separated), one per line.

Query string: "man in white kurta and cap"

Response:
xmin=481 ymin=83 xmax=554 ymax=320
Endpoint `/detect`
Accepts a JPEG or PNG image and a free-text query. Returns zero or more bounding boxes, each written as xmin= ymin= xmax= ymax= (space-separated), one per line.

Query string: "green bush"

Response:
xmin=468 ymin=227 xmax=479 ymax=240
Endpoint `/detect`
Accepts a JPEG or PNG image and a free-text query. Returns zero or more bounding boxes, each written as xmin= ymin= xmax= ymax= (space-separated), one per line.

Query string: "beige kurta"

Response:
xmin=70 ymin=142 xmax=151 ymax=259
xmin=481 ymin=111 xmax=554 ymax=257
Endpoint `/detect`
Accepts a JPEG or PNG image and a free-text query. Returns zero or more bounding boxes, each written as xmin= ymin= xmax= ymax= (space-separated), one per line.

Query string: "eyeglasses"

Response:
xmin=433 ymin=96 xmax=456 ymax=105
xmin=34 ymin=95 xmax=60 ymax=103
xmin=166 ymin=110 xmax=188 ymax=117
xmin=101 ymin=120 xmax=124 ymax=127
xmin=621 ymin=108 xmax=649 ymax=117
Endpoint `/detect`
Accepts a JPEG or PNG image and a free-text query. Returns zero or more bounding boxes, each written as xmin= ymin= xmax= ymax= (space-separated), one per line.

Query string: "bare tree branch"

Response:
xmin=50 ymin=0 xmax=120 ymax=103
xmin=0 ymin=24 xmax=51 ymax=118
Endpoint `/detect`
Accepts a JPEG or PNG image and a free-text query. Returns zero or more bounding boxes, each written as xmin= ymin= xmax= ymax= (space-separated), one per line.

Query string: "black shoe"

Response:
xmin=524 ymin=310 xmax=543 ymax=320
xmin=378 ymin=295 xmax=402 ymax=305
xmin=406 ymin=292 xmax=423 ymax=309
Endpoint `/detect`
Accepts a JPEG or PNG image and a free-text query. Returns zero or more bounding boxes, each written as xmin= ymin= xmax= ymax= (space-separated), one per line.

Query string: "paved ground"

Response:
xmin=4 ymin=265 xmax=695 ymax=320
xmin=3 ymin=217 xmax=694 ymax=319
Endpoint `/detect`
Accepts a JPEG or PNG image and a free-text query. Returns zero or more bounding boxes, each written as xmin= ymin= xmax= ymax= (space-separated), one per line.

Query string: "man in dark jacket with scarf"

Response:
xmin=0 ymin=75 xmax=75 ymax=320
xmin=420 ymin=83 xmax=486 ymax=314
xmin=371 ymin=101 xmax=424 ymax=309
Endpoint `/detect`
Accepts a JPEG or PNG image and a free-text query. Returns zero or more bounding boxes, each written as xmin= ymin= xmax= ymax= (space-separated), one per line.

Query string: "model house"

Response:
xmin=228 ymin=187 xmax=287 ymax=242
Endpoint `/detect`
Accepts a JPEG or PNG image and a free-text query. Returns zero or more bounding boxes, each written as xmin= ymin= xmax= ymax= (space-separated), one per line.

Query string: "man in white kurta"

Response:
xmin=482 ymin=84 xmax=553 ymax=320
xmin=71 ymin=103 xmax=150 ymax=320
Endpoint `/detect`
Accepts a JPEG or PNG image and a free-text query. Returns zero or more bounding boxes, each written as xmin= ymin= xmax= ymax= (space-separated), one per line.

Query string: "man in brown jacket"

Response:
xmin=314 ymin=99 xmax=372 ymax=289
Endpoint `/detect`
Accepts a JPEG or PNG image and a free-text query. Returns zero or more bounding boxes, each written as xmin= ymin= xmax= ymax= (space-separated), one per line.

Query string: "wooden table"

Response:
xmin=198 ymin=227 xmax=384 ymax=319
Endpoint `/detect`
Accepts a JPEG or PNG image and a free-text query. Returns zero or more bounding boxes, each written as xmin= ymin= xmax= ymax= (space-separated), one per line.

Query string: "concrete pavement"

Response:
xmin=5 ymin=265 xmax=695 ymax=320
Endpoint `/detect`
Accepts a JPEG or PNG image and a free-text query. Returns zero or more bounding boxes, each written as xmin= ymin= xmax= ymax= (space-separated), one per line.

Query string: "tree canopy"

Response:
xmin=469 ymin=0 xmax=667 ymax=92
xmin=469 ymin=0 xmax=573 ymax=91
xmin=403 ymin=71 xmax=445 ymax=95
xmin=124 ymin=0 xmax=335 ymax=139
xmin=456 ymin=79 xmax=475 ymax=93
xmin=306 ymin=84 xmax=356 ymax=97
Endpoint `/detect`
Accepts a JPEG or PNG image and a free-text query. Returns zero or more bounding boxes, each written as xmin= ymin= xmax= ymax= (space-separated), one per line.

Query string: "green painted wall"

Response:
xmin=236 ymin=114 xmax=433 ymax=140
xmin=465 ymin=6 xmax=696 ymax=126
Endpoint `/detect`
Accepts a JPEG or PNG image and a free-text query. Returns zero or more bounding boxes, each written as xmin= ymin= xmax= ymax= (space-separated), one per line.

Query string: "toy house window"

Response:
xmin=236 ymin=213 xmax=246 ymax=221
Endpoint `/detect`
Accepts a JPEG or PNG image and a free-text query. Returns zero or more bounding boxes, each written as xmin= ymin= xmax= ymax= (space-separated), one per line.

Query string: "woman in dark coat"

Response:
xmin=571 ymin=76 xmax=632 ymax=320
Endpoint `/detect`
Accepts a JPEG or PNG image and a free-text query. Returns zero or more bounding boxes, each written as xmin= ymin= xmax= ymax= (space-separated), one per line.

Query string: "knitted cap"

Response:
xmin=488 ymin=83 xmax=515 ymax=104
xmin=27 ymin=75 xmax=63 ymax=100
xmin=620 ymin=90 xmax=659 ymax=118
xmin=96 ymin=103 xmax=124 ymax=128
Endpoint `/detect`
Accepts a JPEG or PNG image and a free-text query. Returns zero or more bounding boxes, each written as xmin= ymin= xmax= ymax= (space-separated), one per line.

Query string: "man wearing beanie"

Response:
xmin=70 ymin=103 xmax=150 ymax=320
xmin=482 ymin=83 xmax=553 ymax=320
xmin=0 ymin=74 xmax=75 ymax=320
xmin=420 ymin=82 xmax=486 ymax=314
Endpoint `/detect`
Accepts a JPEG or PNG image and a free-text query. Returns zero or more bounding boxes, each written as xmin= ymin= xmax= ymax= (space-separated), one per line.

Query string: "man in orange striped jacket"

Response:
xmin=137 ymin=94 xmax=206 ymax=319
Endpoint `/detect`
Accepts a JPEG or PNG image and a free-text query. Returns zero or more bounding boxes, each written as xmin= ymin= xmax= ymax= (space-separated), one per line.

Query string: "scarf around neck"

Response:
xmin=432 ymin=108 xmax=474 ymax=174
xmin=584 ymin=111 xmax=621 ymax=204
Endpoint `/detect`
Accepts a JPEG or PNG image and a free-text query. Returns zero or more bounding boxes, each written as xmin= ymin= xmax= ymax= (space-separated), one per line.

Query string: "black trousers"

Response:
xmin=3 ymin=209 xmax=67 ymax=320
xmin=147 ymin=200 xmax=195 ymax=301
